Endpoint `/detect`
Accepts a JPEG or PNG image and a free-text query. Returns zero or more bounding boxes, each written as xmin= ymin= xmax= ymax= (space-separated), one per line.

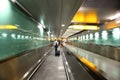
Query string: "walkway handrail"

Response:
xmin=21 ymin=48 xmax=52 ymax=80
xmin=61 ymin=48 xmax=74 ymax=80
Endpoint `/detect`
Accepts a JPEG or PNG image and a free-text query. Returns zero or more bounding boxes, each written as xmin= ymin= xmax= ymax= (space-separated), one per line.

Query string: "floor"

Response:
xmin=30 ymin=47 xmax=67 ymax=80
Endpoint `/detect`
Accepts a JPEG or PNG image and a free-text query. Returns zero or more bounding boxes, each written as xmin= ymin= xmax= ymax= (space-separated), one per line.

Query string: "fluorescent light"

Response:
xmin=68 ymin=25 xmax=99 ymax=30
xmin=38 ymin=24 xmax=43 ymax=29
xmin=38 ymin=24 xmax=44 ymax=36
xmin=108 ymin=13 xmax=120 ymax=20
xmin=38 ymin=23 xmax=46 ymax=29
xmin=11 ymin=0 xmax=16 ymax=3
xmin=68 ymin=25 xmax=84 ymax=29
xmin=85 ymin=25 xmax=99 ymax=30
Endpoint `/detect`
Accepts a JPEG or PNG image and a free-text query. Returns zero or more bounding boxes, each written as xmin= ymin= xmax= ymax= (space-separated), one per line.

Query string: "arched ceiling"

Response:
xmin=16 ymin=0 xmax=84 ymax=37
xmin=12 ymin=0 xmax=120 ymax=38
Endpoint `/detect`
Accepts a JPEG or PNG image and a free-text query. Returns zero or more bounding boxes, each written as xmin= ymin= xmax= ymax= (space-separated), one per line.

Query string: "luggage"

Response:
xmin=55 ymin=50 xmax=60 ymax=56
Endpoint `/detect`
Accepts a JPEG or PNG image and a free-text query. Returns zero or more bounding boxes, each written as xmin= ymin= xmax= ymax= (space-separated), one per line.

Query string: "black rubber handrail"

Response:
xmin=61 ymin=48 xmax=75 ymax=80
xmin=21 ymin=48 xmax=52 ymax=80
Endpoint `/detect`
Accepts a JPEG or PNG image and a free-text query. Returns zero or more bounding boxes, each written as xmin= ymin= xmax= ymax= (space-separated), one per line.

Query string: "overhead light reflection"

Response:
xmin=17 ymin=35 xmax=21 ymax=39
xmin=112 ymin=28 xmax=120 ymax=40
xmin=90 ymin=33 xmax=93 ymax=40
xmin=38 ymin=24 xmax=44 ymax=36
xmin=23 ymin=72 xmax=29 ymax=79
xmin=21 ymin=35 xmax=24 ymax=39
xmin=86 ymin=34 xmax=89 ymax=40
xmin=58 ymin=66 xmax=64 ymax=70
xmin=2 ymin=33 xmax=7 ymax=38
xmin=61 ymin=24 xmax=65 ymax=27
xmin=102 ymin=31 xmax=108 ymax=40
xmin=11 ymin=34 xmax=16 ymax=39
xmin=95 ymin=32 xmax=99 ymax=40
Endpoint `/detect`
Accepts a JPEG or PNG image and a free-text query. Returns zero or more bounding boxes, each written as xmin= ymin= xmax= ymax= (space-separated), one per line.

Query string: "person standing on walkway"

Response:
xmin=54 ymin=39 xmax=59 ymax=53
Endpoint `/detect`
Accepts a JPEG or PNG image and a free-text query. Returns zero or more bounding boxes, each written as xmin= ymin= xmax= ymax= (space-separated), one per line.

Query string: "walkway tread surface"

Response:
xmin=30 ymin=47 xmax=67 ymax=80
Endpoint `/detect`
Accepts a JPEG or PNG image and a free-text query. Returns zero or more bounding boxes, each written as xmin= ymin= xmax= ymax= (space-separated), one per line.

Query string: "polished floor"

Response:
xmin=30 ymin=47 xmax=67 ymax=80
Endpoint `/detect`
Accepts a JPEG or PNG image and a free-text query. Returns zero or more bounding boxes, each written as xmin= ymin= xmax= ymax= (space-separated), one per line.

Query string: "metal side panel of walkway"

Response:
xmin=30 ymin=47 xmax=67 ymax=80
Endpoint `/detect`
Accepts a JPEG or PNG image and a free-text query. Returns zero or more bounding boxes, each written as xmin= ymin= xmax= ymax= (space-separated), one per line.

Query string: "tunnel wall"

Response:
xmin=68 ymin=27 xmax=120 ymax=61
xmin=0 ymin=0 xmax=49 ymax=61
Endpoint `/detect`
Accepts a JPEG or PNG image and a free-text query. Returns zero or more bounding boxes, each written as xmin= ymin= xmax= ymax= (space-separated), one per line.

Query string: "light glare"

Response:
xmin=11 ymin=0 xmax=16 ymax=3
xmin=0 ymin=0 xmax=10 ymax=12
xmin=108 ymin=13 xmax=120 ymax=20
xmin=102 ymin=31 xmax=108 ymax=40
xmin=61 ymin=24 xmax=65 ymax=27
xmin=11 ymin=34 xmax=15 ymax=37
xmin=2 ymin=33 xmax=7 ymax=38
xmin=17 ymin=35 xmax=21 ymax=39
xmin=90 ymin=33 xmax=93 ymax=40
xmin=95 ymin=32 xmax=99 ymax=40
xmin=112 ymin=28 xmax=120 ymax=40
xmin=86 ymin=34 xmax=89 ymax=40
xmin=21 ymin=35 xmax=24 ymax=39
xmin=38 ymin=24 xmax=44 ymax=36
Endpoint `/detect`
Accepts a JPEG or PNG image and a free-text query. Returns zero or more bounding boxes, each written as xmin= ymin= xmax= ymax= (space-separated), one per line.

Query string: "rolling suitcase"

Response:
xmin=55 ymin=50 xmax=60 ymax=56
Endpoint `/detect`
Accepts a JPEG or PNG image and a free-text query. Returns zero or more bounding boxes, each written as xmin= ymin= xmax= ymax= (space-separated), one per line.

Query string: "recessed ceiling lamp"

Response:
xmin=11 ymin=0 xmax=16 ymax=3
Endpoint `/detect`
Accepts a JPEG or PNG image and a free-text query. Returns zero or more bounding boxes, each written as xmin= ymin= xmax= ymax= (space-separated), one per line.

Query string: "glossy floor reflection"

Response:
xmin=30 ymin=48 xmax=67 ymax=80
